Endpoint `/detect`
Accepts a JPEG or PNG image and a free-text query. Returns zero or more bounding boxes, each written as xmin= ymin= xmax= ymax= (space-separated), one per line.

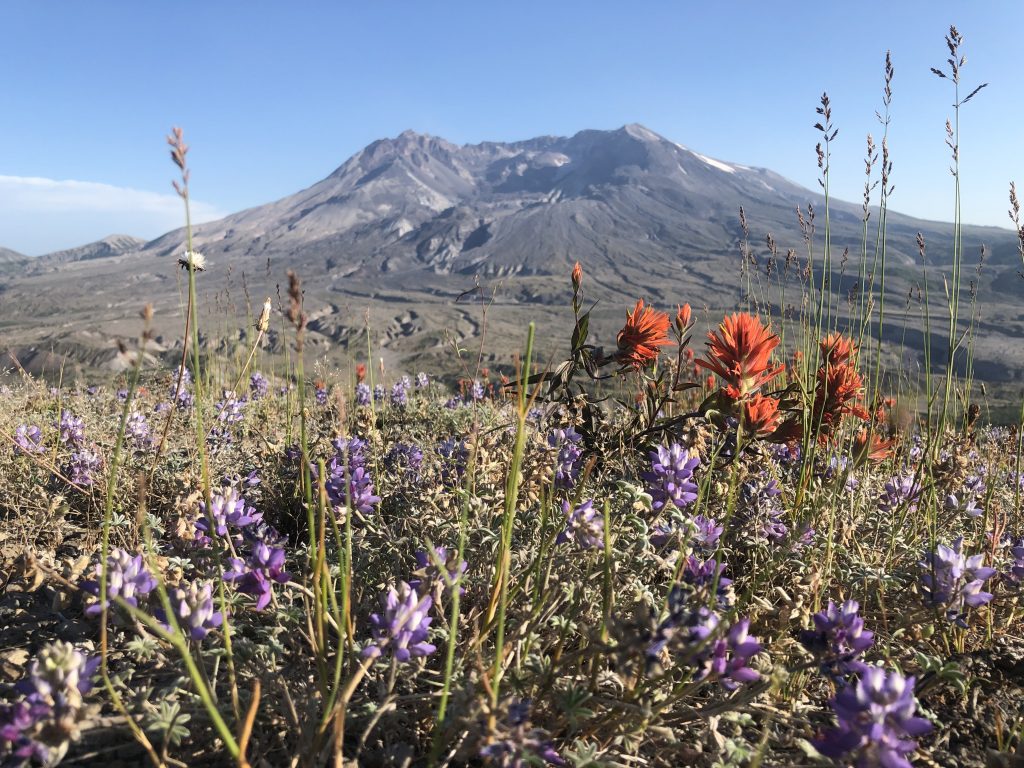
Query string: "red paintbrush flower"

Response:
xmin=696 ymin=312 xmax=783 ymax=399
xmin=853 ymin=428 xmax=895 ymax=466
xmin=572 ymin=261 xmax=583 ymax=291
xmin=616 ymin=299 xmax=672 ymax=370
xmin=820 ymin=332 xmax=858 ymax=368
xmin=674 ymin=303 xmax=692 ymax=336
xmin=741 ymin=393 xmax=782 ymax=439
xmin=813 ymin=362 xmax=869 ymax=437
xmin=356 ymin=363 xmax=367 ymax=383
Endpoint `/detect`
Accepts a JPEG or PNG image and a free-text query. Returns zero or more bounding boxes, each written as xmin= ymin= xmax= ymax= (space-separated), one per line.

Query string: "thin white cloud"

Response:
xmin=0 ymin=175 xmax=227 ymax=255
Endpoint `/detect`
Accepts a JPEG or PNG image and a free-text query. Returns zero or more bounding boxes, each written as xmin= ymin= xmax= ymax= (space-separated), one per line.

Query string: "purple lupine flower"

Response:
xmin=249 ymin=371 xmax=269 ymax=400
xmin=799 ymin=600 xmax=874 ymax=677
xmin=324 ymin=462 xmax=381 ymax=519
xmin=215 ymin=391 xmax=246 ymax=423
xmin=945 ymin=475 xmax=985 ymax=518
xmin=168 ymin=581 xmax=223 ymax=641
xmin=547 ymin=427 xmax=583 ymax=490
xmin=13 ymin=425 xmax=44 ymax=455
xmin=373 ymin=384 xmax=385 ymax=403
xmin=224 ymin=529 xmax=290 ymax=611
xmin=739 ymin=477 xmax=788 ymax=542
xmin=390 ymin=378 xmax=409 ymax=407
xmin=332 ymin=435 xmax=368 ymax=468
xmin=223 ymin=469 xmax=261 ymax=489
xmin=680 ymin=556 xmax=733 ymax=607
xmin=362 ymin=581 xmax=436 ymax=663
xmin=822 ymin=456 xmax=859 ymax=492
xmin=1005 ymin=538 xmax=1024 ymax=587
xmin=479 ymin=698 xmax=566 ymax=766
xmin=649 ymin=514 xmax=723 ymax=552
xmin=642 ymin=444 xmax=699 ymax=513
xmin=691 ymin=515 xmax=724 ymax=549
xmin=154 ymin=401 xmax=171 ymax=413
xmin=116 ymin=388 xmax=129 ymax=401
xmin=814 ymin=665 xmax=932 ymax=768
xmin=207 ymin=427 xmax=234 ymax=453
xmin=879 ymin=475 xmax=922 ymax=514
xmin=19 ymin=641 xmax=99 ymax=713
xmin=415 ymin=372 xmax=430 ymax=389
xmin=314 ymin=384 xmax=328 ymax=406
xmin=919 ymin=537 xmax=996 ymax=626
xmin=83 ymin=548 xmax=156 ymax=616
xmin=385 ymin=442 xmax=424 ymax=484
xmin=438 ymin=437 xmax=469 ymax=486
xmin=66 ymin=448 xmax=102 ymax=486
xmin=444 ymin=396 xmax=462 ymax=409
xmin=645 ymin=580 xmax=760 ymax=691
xmin=793 ymin=523 xmax=816 ymax=549
xmin=701 ymin=618 xmax=763 ymax=690
xmin=355 ymin=383 xmax=371 ymax=406
xmin=556 ymin=499 xmax=603 ymax=549
xmin=59 ymin=411 xmax=84 ymax=447
xmin=195 ymin=486 xmax=261 ymax=545
xmin=125 ymin=411 xmax=151 ymax=448
xmin=0 ymin=698 xmax=53 ymax=765
xmin=174 ymin=386 xmax=195 ymax=411
xmin=411 ymin=547 xmax=468 ymax=600
xmin=469 ymin=380 xmax=486 ymax=402
xmin=648 ymin=596 xmax=753 ymax=686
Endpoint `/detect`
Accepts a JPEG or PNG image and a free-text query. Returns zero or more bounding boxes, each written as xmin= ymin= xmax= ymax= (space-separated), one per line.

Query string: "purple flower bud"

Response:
xmin=1004 ymin=539 xmax=1024 ymax=587
xmin=411 ymin=547 xmax=468 ymax=597
xmin=20 ymin=641 xmax=98 ymax=713
xmin=195 ymin=486 xmax=262 ymax=545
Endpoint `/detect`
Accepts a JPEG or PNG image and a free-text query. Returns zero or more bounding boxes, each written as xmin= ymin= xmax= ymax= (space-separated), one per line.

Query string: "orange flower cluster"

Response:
xmin=853 ymin=428 xmax=895 ymax=465
xmin=696 ymin=313 xmax=784 ymax=400
xmin=742 ymin=393 xmax=782 ymax=438
xmin=616 ymin=299 xmax=672 ymax=370
xmin=812 ymin=334 xmax=869 ymax=441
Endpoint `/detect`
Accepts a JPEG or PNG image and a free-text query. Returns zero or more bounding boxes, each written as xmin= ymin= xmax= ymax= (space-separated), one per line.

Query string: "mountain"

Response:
xmin=34 ymin=235 xmax=146 ymax=269
xmin=0 ymin=247 xmax=27 ymax=273
xmin=2 ymin=124 xmax=1022 ymax=391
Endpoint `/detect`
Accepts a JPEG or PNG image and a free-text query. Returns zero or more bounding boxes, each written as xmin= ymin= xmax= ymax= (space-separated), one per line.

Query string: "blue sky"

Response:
xmin=1 ymin=1 xmax=1021 ymax=254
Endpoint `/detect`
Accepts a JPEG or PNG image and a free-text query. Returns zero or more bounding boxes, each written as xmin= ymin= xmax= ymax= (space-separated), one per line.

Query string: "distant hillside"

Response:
xmin=33 ymin=235 xmax=146 ymax=269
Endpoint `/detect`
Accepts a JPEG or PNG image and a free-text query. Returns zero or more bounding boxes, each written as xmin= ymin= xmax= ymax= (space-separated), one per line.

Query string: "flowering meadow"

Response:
xmin=4 ymin=25 xmax=1024 ymax=768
